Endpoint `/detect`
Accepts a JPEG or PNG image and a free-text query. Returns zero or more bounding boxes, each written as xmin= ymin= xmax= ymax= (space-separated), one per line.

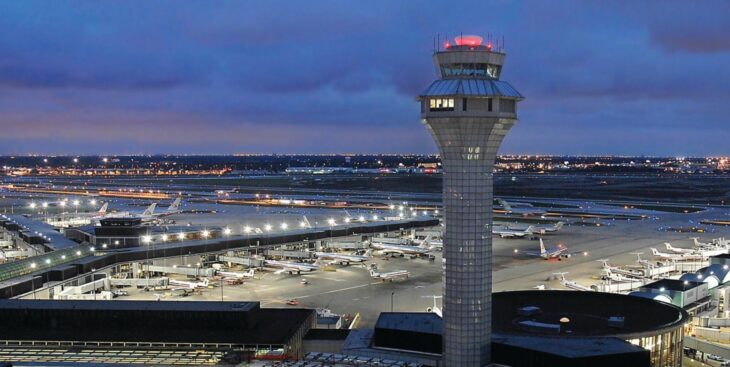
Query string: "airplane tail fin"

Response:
xmin=245 ymin=268 xmax=255 ymax=277
xmin=555 ymin=221 xmax=564 ymax=230
xmin=526 ymin=225 xmax=536 ymax=234
xmin=143 ymin=203 xmax=157 ymax=216
xmin=665 ymin=243 xmax=673 ymax=251
xmin=167 ymin=198 xmax=181 ymax=212
xmin=650 ymin=248 xmax=659 ymax=256
xmin=302 ymin=216 xmax=312 ymax=229
xmin=539 ymin=238 xmax=546 ymax=254
xmin=418 ymin=235 xmax=432 ymax=248
xmin=369 ymin=269 xmax=378 ymax=277
xmin=201 ymin=278 xmax=209 ymax=287
xmin=97 ymin=203 xmax=108 ymax=215
xmin=364 ymin=249 xmax=373 ymax=257
xmin=691 ymin=237 xmax=700 ymax=247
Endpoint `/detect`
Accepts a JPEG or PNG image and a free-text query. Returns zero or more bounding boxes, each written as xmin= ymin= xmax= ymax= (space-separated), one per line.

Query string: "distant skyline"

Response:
xmin=1 ymin=1 xmax=729 ymax=156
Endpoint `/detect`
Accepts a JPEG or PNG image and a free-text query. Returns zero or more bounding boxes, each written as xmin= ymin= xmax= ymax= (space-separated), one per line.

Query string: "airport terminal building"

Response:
xmin=0 ymin=300 xmax=315 ymax=364
xmin=343 ymin=291 xmax=688 ymax=367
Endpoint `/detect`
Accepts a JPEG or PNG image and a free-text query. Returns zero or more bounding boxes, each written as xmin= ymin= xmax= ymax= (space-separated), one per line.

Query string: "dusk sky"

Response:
xmin=1 ymin=1 xmax=728 ymax=156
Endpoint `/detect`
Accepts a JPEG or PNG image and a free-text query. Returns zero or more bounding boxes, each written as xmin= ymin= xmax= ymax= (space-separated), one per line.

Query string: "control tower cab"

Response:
xmin=421 ymin=35 xmax=522 ymax=119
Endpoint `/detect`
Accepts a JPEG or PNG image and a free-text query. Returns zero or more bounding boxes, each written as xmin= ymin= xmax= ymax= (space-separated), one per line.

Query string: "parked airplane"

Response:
xmin=505 ymin=221 xmax=564 ymax=235
xmin=157 ymin=198 xmax=183 ymax=216
xmin=265 ymin=259 xmax=320 ymax=274
xmin=664 ymin=242 xmax=695 ymax=254
xmin=650 ymin=248 xmax=703 ymax=261
xmin=370 ymin=242 xmax=433 ymax=256
xmin=216 ymin=269 xmax=255 ymax=279
xmin=369 ymin=268 xmax=410 ymax=282
xmin=494 ymin=225 xmax=535 ymax=239
xmin=692 ymin=237 xmax=730 ymax=251
xmin=514 ymin=238 xmax=573 ymax=260
xmin=666 ymin=242 xmax=726 ymax=257
xmin=314 ymin=250 xmax=371 ymax=265
xmin=169 ymin=278 xmax=210 ymax=290
xmin=554 ymin=272 xmax=592 ymax=291
xmin=103 ymin=203 xmax=157 ymax=220
xmin=104 ymin=198 xmax=182 ymax=222
xmin=496 ymin=199 xmax=546 ymax=216
xmin=632 ymin=252 xmax=653 ymax=268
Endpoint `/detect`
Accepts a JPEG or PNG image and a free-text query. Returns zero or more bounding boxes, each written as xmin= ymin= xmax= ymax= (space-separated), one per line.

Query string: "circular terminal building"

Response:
xmin=493 ymin=291 xmax=689 ymax=367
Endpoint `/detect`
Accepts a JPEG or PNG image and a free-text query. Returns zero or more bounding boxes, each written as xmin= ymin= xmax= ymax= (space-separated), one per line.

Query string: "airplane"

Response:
xmin=553 ymin=272 xmax=592 ymax=291
xmin=216 ymin=268 xmax=255 ymax=279
xmin=504 ymin=221 xmax=564 ymax=235
xmin=313 ymin=250 xmax=371 ymax=266
xmin=692 ymin=237 xmax=730 ymax=251
xmin=650 ymin=248 xmax=703 ymax=261
xmin=493 ymin=225 xmax=535 ymax=239
xmin=369 ymin=268 xmax=410 ymax=282
xmin=423 ymin=295 xmax=443 ymax=317
xmin=496 ymin=199 xmax=546 ymax=216
xmin=156 ymin=198 xmax=183 ymax=216
xmin=660 ymin=242 xmax=725 ymax=258
xmin=103 ymin=198 xmax=182 ymax=222
xmin=514 ymin=238 xmax=573 ymax=260
xmin=377 ymin=234 xmax=441 ymax=249
xmin=421 ymin=236 xmax=443 ymax=250
xmin=370 ymin=238 xmax=435 ymax=257
xmin=216 ymin=188 xmax=237 ymax=197
xmin=265 ymin=259 xmax=320 ymax=274
xmin=103 ymin=203 xmax=157 ymax=220
xmin=631 ymin=252 xmax=653 ymax=268
xmin=169 ymin=278 xmax=210 ymax=290
xmin=664 ymin=242 xmax=695 ymax=254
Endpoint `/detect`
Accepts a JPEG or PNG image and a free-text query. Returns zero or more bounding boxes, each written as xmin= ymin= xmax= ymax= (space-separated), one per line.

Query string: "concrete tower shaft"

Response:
xmin=418 ymin=34 xmax=523 ymax=367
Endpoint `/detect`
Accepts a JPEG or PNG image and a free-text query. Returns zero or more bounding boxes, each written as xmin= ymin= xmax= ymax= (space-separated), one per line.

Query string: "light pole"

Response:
xmin=390 ymin=292 xmax=395 ymax=312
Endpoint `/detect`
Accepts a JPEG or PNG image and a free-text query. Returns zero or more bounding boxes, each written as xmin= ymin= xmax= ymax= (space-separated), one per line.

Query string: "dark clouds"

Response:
xmin=0 ymin=1 xmax=728 ymax=155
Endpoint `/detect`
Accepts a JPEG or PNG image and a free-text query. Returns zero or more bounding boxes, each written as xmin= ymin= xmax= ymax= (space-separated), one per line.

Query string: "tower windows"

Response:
xmin=500 ymin=99 xmax=516 ymax=113
xmin=487 ymin=98 xmax=493 ymax=112
xmin=441 ymin=63 xmax=501 ymax=78
xmin=462 ymin=98 xmax=468 ymax=111
xmin=430 ymin=98 xmax=455 ymax=112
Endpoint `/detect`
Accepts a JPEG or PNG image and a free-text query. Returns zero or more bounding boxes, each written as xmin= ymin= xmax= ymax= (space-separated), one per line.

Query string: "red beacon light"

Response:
xmin=454 ymin=35 xmax=483 ymax=47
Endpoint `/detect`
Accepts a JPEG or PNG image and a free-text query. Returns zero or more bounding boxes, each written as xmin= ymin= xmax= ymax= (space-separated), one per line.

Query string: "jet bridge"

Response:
xmin=145 ymin=265 xmax=215 ymax=278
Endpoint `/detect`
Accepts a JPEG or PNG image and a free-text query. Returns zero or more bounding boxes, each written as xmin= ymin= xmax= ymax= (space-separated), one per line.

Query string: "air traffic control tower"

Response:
xmin=418 ymin=35 xmax=523 ymax=367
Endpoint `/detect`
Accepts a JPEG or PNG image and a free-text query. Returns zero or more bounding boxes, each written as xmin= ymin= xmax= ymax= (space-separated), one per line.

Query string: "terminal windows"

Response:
xmin=430 ymin=98 xmax=455 ymax=112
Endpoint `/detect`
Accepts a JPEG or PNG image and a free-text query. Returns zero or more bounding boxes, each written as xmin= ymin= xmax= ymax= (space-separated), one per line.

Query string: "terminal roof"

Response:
xmin=0 ymin=299 xmax=259 ymax=312
xmin=644 ymin=278 xmax=703 ymax=291
xmin=493 ymin=334 xmax=647 ymax=358
xmin=2 ymin=214 xmax=78 ymax=250
xmin=375 ymin=312 xmax=443 ymax=335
